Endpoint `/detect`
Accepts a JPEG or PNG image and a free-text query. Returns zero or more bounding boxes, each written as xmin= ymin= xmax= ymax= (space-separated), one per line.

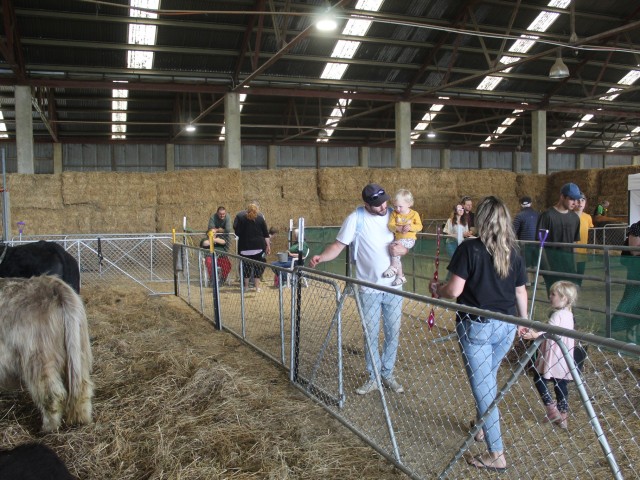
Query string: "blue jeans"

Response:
xmin=456 ymin=317 xmax=516 ymax=452
xmin=359 ymin=291 xmax=403 ymax=380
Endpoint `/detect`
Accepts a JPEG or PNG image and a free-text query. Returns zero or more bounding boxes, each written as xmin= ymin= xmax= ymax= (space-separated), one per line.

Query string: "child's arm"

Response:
xmin=388 ymin=213 xmax=398 ymax=233
xmin=409 ymin=210 xmax=423 ymax=233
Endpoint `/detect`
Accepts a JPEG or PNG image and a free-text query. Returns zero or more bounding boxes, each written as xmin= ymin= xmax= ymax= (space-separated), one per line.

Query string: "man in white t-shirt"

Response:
xmin=310 ymin=184 xmax=407 ymax=395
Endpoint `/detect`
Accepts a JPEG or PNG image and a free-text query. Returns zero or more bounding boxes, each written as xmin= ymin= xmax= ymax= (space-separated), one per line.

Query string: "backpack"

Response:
xmin=349 ymin=206 xmax=393 ymax=265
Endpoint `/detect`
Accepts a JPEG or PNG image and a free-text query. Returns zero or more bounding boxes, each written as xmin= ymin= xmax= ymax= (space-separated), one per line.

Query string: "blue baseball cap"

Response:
xmin=560 ymin=183 xmax=581 ymax=200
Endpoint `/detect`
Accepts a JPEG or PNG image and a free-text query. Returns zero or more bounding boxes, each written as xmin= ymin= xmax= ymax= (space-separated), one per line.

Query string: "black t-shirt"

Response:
xmin=448 ymin=238 xmax=527 ymax=316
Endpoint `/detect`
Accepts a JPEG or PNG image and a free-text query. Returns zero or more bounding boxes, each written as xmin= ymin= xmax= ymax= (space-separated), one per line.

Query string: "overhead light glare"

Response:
xmin=316 ymin=12 xmax=338 ymax=32
xmin=185 ymin=124 xmax=196 ymax=133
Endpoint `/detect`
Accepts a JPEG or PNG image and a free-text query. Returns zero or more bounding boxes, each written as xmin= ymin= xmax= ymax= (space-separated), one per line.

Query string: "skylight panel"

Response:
xmin=112 ymin=100 xmax=128 ymax=111
xmin=612 ymin=141 xmax=625 ymax=148
xmin=499 ymin=55 xmax=520 ymax=65
xmin=477 ymin=76 xmax=504 ymax=91
xmin=112 ymin=112 xmax=127 ymax=122
xmin=508 ymin=36 xmax=538 ymax=54
xmin=332 ymin=40 xmax=361 ymax=59
xmin=342 ymin=19 xmax=372 ymax=37
xmin=320 ymin=63 xmax=348 ymax=80
xmin=0 ymin=111 xmax=7 ymax=138
xmin=355 ymin=0 xmax=383 ymax=10
xmin=553 ymin=139 xmax=565 ymax=146
xmin=527 ymin=11 xmax=560 ymax=33
xmin=314 ymin=1 xmax=385 ymax=141
xmin=618 ymin=70 xmax=640 ymax=85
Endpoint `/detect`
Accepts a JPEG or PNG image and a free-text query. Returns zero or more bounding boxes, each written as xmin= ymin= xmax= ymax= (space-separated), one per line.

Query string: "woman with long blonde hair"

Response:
xmin=430 ymin=196 xmax=528 ymax=472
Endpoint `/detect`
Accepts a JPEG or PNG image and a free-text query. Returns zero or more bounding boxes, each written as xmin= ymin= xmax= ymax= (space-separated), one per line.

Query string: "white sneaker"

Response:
xmin=382 ymin=376 xmax=404 ymax=393
xmin=356 ymin=379 xmax=377 ymax=395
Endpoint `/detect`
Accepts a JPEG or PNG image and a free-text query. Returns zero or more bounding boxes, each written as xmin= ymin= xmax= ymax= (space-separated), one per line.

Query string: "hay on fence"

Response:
xmin=0 ymin=284 xmax=404 ymax=480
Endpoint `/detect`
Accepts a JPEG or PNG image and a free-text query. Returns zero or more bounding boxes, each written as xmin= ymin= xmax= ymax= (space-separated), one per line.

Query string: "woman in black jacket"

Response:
xmin=234 ymin=203 xmax=271 ymax=292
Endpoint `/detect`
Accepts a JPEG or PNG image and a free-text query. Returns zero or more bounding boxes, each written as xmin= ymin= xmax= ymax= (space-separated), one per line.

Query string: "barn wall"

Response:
xmin=3 ymin=166 xmax=640 ymax=237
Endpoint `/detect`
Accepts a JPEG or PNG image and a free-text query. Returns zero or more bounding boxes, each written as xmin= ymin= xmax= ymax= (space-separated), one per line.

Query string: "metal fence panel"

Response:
xmin=172 ymin=246 xmax=640 ymax=480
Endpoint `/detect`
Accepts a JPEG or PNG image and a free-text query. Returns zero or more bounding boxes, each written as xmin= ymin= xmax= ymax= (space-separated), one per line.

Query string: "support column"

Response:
xmin=531 ymin=110 xmax=547 ymax=174
xmin=166 ymin=144 xmax=175 ymax=171
xmin=53 ymin=143 xmax=63 ymax=174
xmin=359 ymin=146 xmax=369 ymax=168
xmin=395 ymin=102 xmax=411 ymax=168
xmin=633 ymin=155 xmax=640 ymax=166
xmin=441 ymin=148 xmax=451 ymax=170
xmin=268 ymin=145 xmax=277 ymax=169
xmin=15 ymin=86 xmax=34 ymax=174
xmin=223 ymin=93 xmax=241 ymax=169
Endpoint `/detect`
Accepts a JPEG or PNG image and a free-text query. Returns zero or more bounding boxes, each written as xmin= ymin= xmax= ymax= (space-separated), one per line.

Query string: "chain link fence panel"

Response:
xmin=173 ymin=243 xmax=640 ymax=480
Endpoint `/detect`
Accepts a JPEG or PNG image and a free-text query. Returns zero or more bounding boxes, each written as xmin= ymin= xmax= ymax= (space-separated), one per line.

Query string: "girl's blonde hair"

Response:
xmin=475 ymin=196 xmax=516 ymax=278
xmin=394 ymin=189 xmax=414 ymax=206
xmin=549 ymin=281 xmax=578 ymax=310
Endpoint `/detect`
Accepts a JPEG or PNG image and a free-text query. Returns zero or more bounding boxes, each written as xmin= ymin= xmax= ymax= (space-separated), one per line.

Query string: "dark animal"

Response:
xmin=0 ymin=276 xmax=93 ymax=432
xmin=0 ymin=443 xmax=75 ymax=480
xmin=0 ymin=241 xmax=80 ymax=293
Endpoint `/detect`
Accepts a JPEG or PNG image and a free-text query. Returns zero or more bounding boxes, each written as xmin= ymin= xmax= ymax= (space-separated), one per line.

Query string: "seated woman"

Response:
xmin=271 ymin=229 xmax=310 ymax=287
xmin=200 ymin=236 xmax=231 ymax=283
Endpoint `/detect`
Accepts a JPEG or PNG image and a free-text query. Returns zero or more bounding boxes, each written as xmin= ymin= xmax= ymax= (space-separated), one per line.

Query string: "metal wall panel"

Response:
xmin=519 ymin=151 xmax=532 ymax=173
xmin=63 ymin=144 xmax=112 ymax=171
xmin=278 ymin=145 xmax=317 ymax=168
xmin=175 ymin=144 xmax=222 ymax=169
xmin=582 ymin=153 xmax=604 ymax=169
xmin=369 ymin=147 xmax=395 ymax=167
xmin=548 ymin=152 xmax=575 ymax=172
xmin=411 ymin=148 xmax=440 ymax=168
xmin=451 ymin=150 xmax=479 ymax=169
xmin=242 ymin=145 xmax=268 ymax=170
xmin=605 ymin=154 xmax=632 ymax=167
xmin=481 ymin=150 xmax=512 ymax=170
xmin=318 ymin=146 xmax=358 ymax=167
xmin=113 ymin=144 xmax=165 ymax=172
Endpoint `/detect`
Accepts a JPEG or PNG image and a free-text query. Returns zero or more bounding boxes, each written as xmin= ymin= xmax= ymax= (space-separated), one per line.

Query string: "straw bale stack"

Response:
xmin=597 ymin=165 xmax=640 ymax=216
xmin=156 ymin=170 xmax=244 ymax=232
xmin=62 ymin=172 xmax=157 ymax=207
xmin=516 ymin=173 xmax=547 ymax=211
xmin=8 ymin=174 xmax=63 ymax=209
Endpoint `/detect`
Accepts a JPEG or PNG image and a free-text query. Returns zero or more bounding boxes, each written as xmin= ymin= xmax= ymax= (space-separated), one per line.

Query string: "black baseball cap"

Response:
xmin=362 ymin=184 xmax=391 ymax=207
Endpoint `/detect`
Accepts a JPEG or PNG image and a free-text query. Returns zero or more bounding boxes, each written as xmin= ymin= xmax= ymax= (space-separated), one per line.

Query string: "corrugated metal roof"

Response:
xmin=0 ymin=0 xmax=638 ymax=153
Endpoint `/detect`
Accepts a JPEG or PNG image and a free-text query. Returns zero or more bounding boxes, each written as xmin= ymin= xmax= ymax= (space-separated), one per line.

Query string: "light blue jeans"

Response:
xmin=456 ymin=317 xmax=516 ymax=452
xmin=359 ymin=290 xmax=403 ymax=380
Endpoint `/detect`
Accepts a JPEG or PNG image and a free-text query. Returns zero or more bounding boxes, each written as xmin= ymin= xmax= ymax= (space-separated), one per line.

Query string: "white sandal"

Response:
xmin=382 ymin=266 xmax=397 ymax=278
xmin=392 ymin=276 xmax=407 ymax=286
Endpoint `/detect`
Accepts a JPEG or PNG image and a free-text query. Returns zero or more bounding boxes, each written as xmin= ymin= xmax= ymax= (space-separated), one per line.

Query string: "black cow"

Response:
xmin=0 ymin=241 xmax=80 ymax=293
xmin=0 ymin=443 xmax=75 ymax=480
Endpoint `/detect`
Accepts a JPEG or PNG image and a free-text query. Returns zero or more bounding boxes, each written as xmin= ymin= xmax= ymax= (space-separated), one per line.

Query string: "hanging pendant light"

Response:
xmin=549 ymin=50 xmax=570 ymax=79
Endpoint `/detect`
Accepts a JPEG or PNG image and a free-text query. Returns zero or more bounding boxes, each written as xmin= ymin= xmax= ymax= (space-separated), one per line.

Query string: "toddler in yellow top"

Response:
xmin=383 ymin=189 xmax=423 ymax=285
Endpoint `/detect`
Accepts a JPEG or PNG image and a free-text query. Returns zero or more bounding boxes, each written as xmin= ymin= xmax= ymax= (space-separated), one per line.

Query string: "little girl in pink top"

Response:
xmin=519 ymin=280 xmax=577 ymax=429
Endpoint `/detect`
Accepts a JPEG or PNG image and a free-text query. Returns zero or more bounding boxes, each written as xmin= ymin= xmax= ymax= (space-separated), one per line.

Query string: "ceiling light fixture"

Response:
xmin=426 ymin=128 xmax=436 ymax=138
xmin=316 ymin=10 xmax=338 ymax=32
xmin=549 ymin=50 xmax=570 ymax=79
xmin=185 ymin=123 xmax=196 ymax=132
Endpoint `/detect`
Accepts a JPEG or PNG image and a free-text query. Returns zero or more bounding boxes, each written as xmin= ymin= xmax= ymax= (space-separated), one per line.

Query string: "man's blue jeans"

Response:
xmin=456 ymin=317 xmax=516 ymax=452
xmin=359 ymin=290 xmax=403 ymax=380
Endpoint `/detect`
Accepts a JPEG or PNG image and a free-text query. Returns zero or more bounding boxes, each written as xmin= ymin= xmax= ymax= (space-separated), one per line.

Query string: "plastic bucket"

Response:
xmin=277 ymin=252 xmax=289 ymax=263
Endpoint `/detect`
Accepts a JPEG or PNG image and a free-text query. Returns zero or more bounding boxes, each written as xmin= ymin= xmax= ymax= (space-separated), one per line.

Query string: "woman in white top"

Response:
xmin=443 ymin=204 xmax=470 ymax=258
